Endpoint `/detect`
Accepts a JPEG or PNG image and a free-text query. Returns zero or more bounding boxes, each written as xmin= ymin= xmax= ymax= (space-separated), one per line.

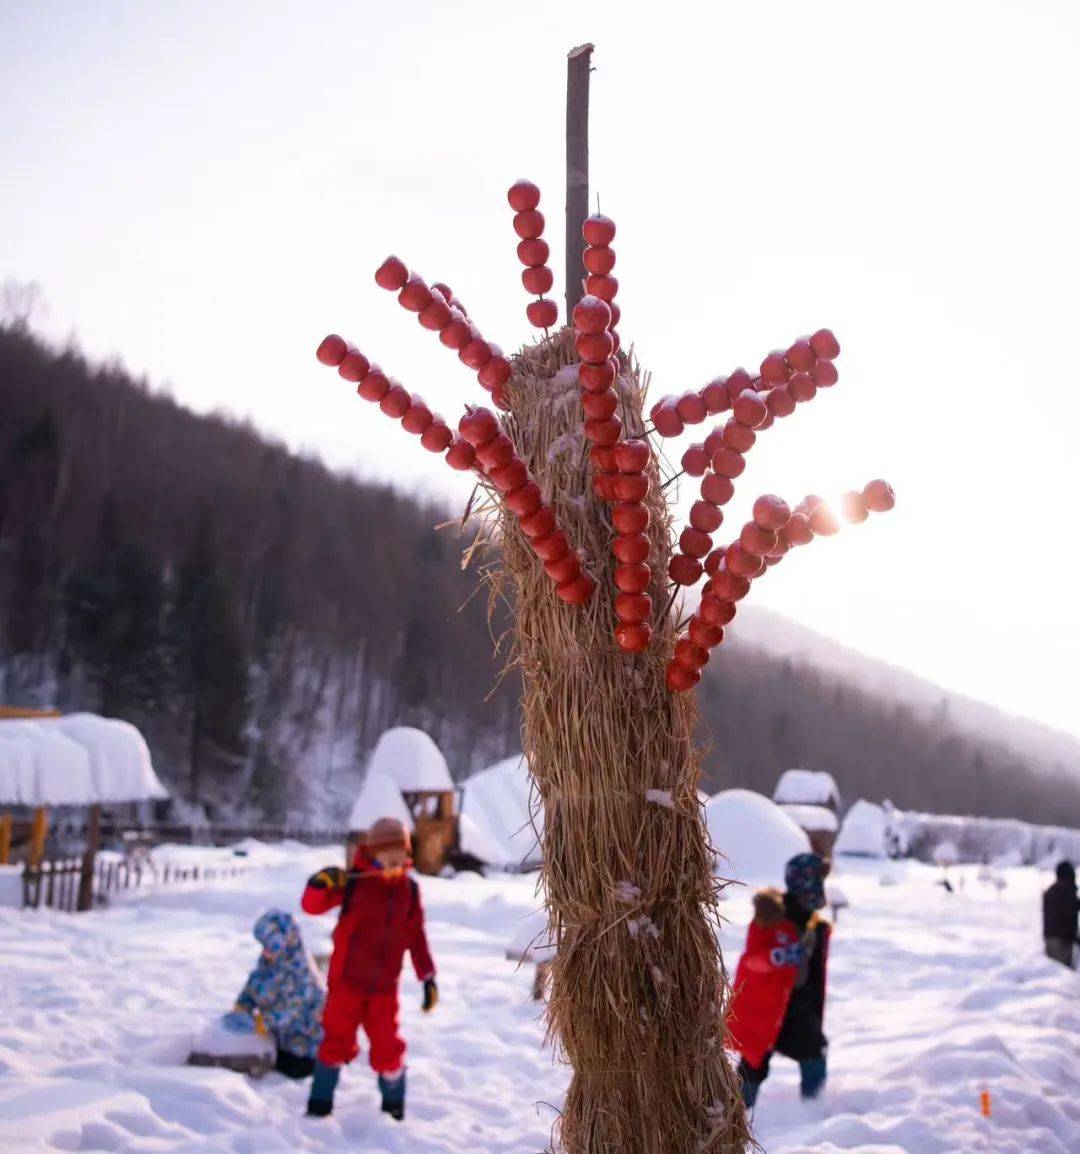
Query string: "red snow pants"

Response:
xmin=317 ymin=984 xmax=405 ymax=1074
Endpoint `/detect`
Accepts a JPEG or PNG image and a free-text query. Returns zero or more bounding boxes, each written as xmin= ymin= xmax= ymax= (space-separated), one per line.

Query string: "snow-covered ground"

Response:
xmin=1 ymin=847 xmax=1078 ymax=1153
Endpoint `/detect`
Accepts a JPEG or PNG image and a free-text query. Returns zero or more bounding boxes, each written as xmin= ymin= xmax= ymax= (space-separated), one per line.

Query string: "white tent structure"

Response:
xmin=364 ymin=726 xmax=453 ymax=794
xmin=459 ymin=755 xmax=542 ymax=870
xmin=772 ymin=769 xmax=841 ymax=810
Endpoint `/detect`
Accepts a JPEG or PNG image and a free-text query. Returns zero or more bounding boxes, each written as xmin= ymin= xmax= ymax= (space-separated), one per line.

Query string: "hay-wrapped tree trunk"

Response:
xmin=494 ymin=329 xmax=750 ymax=1154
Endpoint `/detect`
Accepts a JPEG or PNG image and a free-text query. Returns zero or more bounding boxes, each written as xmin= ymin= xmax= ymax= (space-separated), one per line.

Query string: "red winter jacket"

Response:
xmin=301 ymin=851 xmax=436 ymax=993
xmin=726 ymin=889 xmax=830 ymax=1068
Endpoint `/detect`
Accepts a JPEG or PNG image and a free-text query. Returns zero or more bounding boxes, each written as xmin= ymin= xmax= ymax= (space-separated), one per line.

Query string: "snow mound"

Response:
xmin=506 ymin=906 xmax=555 ymax=963
xmin=460 ymin=755 xmax=541 ymax=870
xmin=772 ymin=768 xmax=841 ymax=808
xmin=836 ymin=798 xmax=889 ymax=857
xmin=348 ymin=771 xmax=414 ymax=831
xmin=366 ymin=726 xmax=452 ymax=792
xmin=705 ymin=789 xmax=811 ymax=885
xmin=190 ymin=1018 xmax=276 ymax=1060
xmin=0 ymin=721 xmax=95 ymax=806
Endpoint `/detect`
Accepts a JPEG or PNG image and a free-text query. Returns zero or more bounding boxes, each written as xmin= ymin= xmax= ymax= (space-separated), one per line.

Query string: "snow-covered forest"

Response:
xmin=3 ymin=322 xmax=1079 ymax=828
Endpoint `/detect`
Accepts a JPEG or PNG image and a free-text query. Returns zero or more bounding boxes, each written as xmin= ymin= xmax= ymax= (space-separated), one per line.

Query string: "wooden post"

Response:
xmin=0 ymin=813 xmax=11 ymax=865
xmin=77 ymin=804 xmax=101 ymax=912
xmin=565 ymin=43 xmax=594 ymax=317
xmin=28 ymin=806 xmax=48 ymax=868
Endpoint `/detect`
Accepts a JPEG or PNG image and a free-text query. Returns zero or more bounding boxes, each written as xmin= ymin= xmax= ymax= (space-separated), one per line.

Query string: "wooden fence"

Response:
xmin=22 ymin=852 xmax=264 ymax=913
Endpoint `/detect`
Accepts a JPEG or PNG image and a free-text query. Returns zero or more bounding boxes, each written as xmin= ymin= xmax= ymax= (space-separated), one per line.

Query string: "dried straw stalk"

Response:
xmin=485 ymin=327 xmax=751 ymax=1154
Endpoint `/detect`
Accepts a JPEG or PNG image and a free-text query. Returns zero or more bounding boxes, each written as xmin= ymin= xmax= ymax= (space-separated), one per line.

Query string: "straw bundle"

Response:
xmin=488 ymin=327 xmax=751 ymax=1154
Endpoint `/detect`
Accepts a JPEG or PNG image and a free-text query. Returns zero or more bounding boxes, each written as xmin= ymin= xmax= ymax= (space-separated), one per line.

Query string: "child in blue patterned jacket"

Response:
xmin=223 ymin=908 xmax=325 ymax=1078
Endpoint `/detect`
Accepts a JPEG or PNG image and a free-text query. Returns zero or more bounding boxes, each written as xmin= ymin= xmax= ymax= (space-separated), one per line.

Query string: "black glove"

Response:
xmin=308 ymin=866 xmax=346 ymax=891
xmin=421 ymin=977 xmax=438 ymax=1013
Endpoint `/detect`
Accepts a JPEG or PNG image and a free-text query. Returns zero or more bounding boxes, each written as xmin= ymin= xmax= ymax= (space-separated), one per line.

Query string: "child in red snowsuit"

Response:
xmin=302 ymin=817 xmax=437 ymax=1120
xmin=726 ymin=852 xmax=831 ymax=1109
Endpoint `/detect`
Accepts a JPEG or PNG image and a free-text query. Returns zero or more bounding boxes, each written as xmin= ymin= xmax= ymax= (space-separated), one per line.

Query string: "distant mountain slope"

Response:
xmin=3 ymin=320 xmax=1079 ymax=827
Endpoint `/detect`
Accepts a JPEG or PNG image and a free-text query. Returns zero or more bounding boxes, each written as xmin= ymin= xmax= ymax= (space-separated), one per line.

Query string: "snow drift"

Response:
xmin=459 ymin=755 xmax=541 ymax=870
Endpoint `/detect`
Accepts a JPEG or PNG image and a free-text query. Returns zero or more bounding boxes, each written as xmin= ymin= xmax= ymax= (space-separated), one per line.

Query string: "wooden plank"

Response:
xmin=28 ymin=806 xmax=48 ymax=869
xmin=78 ymin=804 xmax=101 ymax=912
xmin=0 ymin=812 xmax=11 ymax=865
xmin=565 ymin=43 xmax=594 ymax=316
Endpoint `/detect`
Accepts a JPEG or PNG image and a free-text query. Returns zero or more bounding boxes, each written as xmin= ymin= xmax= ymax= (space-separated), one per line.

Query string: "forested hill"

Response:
xmin=3 ymin=322 xmax=1078 ymax=826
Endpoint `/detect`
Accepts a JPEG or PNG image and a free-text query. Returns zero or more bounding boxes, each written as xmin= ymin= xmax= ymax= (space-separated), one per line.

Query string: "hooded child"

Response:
xmin=223 ymin=908 xmax=325 ymax=1078
xmin=726 ymin=852 xmax=832 ymax=1109
xmin=301 ymin=816 xmax=437 ymax=1120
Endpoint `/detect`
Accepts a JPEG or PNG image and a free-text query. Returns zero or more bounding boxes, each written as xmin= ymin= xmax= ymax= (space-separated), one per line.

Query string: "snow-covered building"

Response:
xmin=347 ymin=727 xmax=458 ymax=875
xmin=771 ymin=769 xmax=841 ymax=858
xmin=0 ymin=710 xmax=168 ymax=910
xmin=458 ymin=754 xmax=541 ymax=871
xmin=705 ymin=789 xmax=811 ymax=885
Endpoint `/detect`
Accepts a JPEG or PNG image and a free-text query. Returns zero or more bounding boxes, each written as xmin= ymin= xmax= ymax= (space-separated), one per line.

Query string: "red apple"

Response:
xmin=585 ymin=274 xmax=618 ymax=302
xmin=582 ymin=389 xmax=619 ymax=420
xmin=689 ymin=618 xmax=724 ymax=650
xmin=532 ymin=529 xmax=570 ymax=562
xmin=375 ymin=256 xmax=408 ymax=291
xmin=572 ymin=295 xmax=612 ymax=336
xmin=679 ymin=527 xmax=712 ymax=560
xmin=614 ymin=439 xmax=650 ymax=473
xmin=590 ymin=444 xmax=618 ymax=472
xmin=675 ymin=391 xmax=708 ymax=425
xmin=615 ymin=591 xmax=652 ymax=624
xmin=527 ymin=299 xmax=559 ymax=328
xmin=668 ymin=554 xmax=704 ymax=586
xmin=812 ymin=359 xmax=839 ymax=387
xmin=650 ymin=399 xmax=684 ymax=438
xmin=401 ymin=399 xmax=434 ymax=435
xmin=445 ymin=436 xmax=477 ymax=471
xmin=478 ymin=356 xmax=512 ymax=390
xmin=766 ymin=387 xmax=796 ymax=418
xmin=810 ymin=328 xmax=840 ymax=360
xmin=787 ymin=371 xmax=817 ymax=403
xmin=583 ymin=214 xmax=616 ymax=245
xmin=681 ymin=443 xmax=710 ymax=477
xmin=726 ymin=367 xmax=752 ymax=397
xmin=808 ymin=503 xmax=840 ymax=536
xmin=740 ymin=521 xmax=778 ymax=557
xmin=522 ymin=266 xmax=554 ymax=295
xmin=702 ymin=378 xmax=732 ymax=414
xmin=544 ymin=552 xmax=580 ymax=584
xmin=711 ymin=447 xmax=746 ymax=479
xmin=317 ymin=334 xmax=348 ymax=366
xmin=506 ymin=482 xmax=542 ymax=516
xmin=490 ymin=458 xmax=528 ymax=493
xmin=475 ymin=434 xmax=516 ymax=470
xmin=665 ymin=663 xmax=700 ymax=693
xmin=459 ymin=406 xmax=500 ymax=446
xmin=841 ymin=490 xmax=869 ymax=523
xmin=379 ymin=383 xmax=411 ymax=418
xmin=516 ymin=238 xmax=549 ymax=267
xmin=783 ymin=512 xmax=813 ymax=546
xmin=513 ymin=209 xmax=545 ymax=239
xmin=760 ymin=351 xmax=789 ymax=385
xmin=615 ymin=621 xmax=652 ymax=652
xmin=752 ymin=494 xmax=791 ymax=531
xmin=592 ymin=473 xmax=618 ymax=501
xmin=701 ymin=473 xmax=735 ymax=505
xmin=520 ymin=505 xmax=556 ymax=539
xmin=700 ymin=593 xmax=737 ymax=626
xmin=580 ymin=360 xmax=617 ymax=391
xmin=612 ymin=473 xmax=649 ymax=502
xmin=398 ymin=274 xmax=432 ymax=312
xmin=612 ymin=502 xmax=650 ymax=535
xmin=583 ymin=246 xmax=616 ymax=275
xmin=863 ymin=479 xmax=896 ymax=512
xmin=690 ymin=501 xmax=724 ymax=533
xmin=338 ymin=348 xmax=371 ymax=383
xmin=613 ymin=533 xmax=651 ymax=564
xmin=721 ymin=420 xmax=756 ymax=453
xmin=674 ymin=639 xmax=709 ymax=670
xmin=420 ymin=421 xmax=453 ymax=453
xmin=725 ymin=543 xmax=765 ymax=579
xmin=584 ymin=415 xmax=622 ymax=446
xmin=614 ymin=562 xmax=651 ymax=594
xmin=576 ymin=330 xmax=615 ymax=364
xmin=733 ymin=391 xmax=768 ymax=429
xmin=786 ymin=339 xmax=815 ymax=371
xmin=508 ymin=179 xmax=541 ymax=211
xmin=556 ymin=573 xmax=595 ymax=605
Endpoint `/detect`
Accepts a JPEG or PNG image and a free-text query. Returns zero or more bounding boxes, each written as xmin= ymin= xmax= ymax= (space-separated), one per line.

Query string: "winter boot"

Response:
xmin=378 ymin=1069 xmax=406 ymax=1121
xmin=306 ymin=1061 xmax=341 ymax=1117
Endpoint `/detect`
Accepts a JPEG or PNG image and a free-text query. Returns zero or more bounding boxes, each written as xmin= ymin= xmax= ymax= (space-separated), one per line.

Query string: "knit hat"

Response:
xmin=784 ymin=852 xmax=827 ymax=909
xmin=365 ymin=816 xmax=412 ymax=856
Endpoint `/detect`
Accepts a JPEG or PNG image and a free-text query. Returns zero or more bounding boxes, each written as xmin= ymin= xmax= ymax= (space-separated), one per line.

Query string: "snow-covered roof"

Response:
xmin=772 ymin=768 xmax=841 ymax=809
xmin=365 ymin=727 xmax=452 ymax=793
xmin=0 ymin=715 xmax=167 ymax=806
xmin=835 ymin=799 xmax=888 ymax=857
xmin=459 ymin=754 xmax=541 ymax=869
xmin=780 ymin=803 xmax=840 ymax=834
xmin=348 ymin=771 xmax=415 ymax=832
xmin=705 ymin=788 xmax=811 ymax=885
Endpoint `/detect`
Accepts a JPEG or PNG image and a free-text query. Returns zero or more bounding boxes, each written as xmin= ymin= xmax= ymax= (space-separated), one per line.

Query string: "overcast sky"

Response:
xmin=3 ymin=1 xmax=1078 ymax=739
